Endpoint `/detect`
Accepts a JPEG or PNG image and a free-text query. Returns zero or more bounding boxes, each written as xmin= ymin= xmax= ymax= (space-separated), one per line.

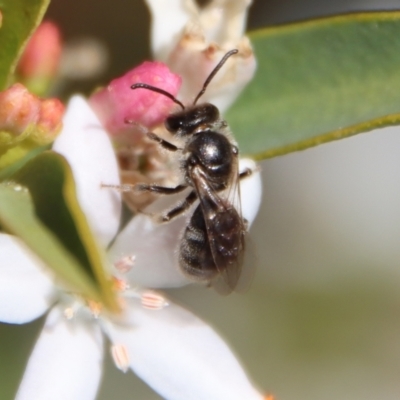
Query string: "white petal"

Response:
xmin=16 ymin=307 xmax=104 ymax=400
xmin=166 ymin=38 xmax=256 ymax=113
xmin=106 ymin=301 xmax=263 ymax=400
xmin=0 ymin=234 xmax=55 ymax=324
xmin=239 ymin=158 xmax=262 ymax=227
xmin=145 ymin=0 xmax=198 ymax=61
xmin=108 ymin=214 xmax=191 ymax=288
xmin=200 ymin=0 xmax=251 ymax=44
xmin=53 ymin=96 xmax=121 ymax=247
xmin=201 ymin=46 xmax=257 ymax=112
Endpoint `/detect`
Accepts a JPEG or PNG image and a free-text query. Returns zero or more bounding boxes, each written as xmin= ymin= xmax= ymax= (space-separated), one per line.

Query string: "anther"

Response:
xmin=141 ymin=290 xmax=169 ymax=310
xmin=87 ymin=300 xmax=103 ymax=318
xmin=114 ymin=255 xmax=136 ymax=273
xmin=111 ymin=344 xmax=130 ymax=373
xmin=64 ymin=307 xmax=75 ymax=320
xmin=112 ymin=277 xmax=129 ymax=292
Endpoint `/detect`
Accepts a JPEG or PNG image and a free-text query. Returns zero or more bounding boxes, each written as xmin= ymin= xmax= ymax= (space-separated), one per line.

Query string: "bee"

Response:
xmin=131 ymin=49 xmax=254 ymax=294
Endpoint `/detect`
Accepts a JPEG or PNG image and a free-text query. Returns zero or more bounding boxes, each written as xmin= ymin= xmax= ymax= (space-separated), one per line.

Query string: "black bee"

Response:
xmin=131 ymin=50 xmax=253 ymax=294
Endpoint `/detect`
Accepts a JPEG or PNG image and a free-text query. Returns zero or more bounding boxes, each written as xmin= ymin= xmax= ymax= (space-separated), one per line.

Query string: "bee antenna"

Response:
xmin=131 ymin=83 xmax=185 ymax=110
xmin=193 ymin=49 xmax=239 ymax=105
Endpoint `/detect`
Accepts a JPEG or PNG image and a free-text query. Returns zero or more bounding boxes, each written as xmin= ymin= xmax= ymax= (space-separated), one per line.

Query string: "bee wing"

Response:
xmin=190 ymin=164 xmax=246 ymax=294
xmin=217 ymin=154 xmax=257 ymax=293
xmin=213 ymin=154 xmax=258 ymax=294
xmin=225 ymin=149 xmax=243 ymax=224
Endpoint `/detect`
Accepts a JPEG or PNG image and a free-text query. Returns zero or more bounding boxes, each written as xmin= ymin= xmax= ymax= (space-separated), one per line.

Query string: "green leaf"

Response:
xmin=1 ymin=152 xmax=118 ymax=311
xmin=0 ymin=0 xmax=50 ymax=89
xmin=227 ymin=12 xmax=400 ymax=160
xmin=0 ymin=184 xmax=102 ymax=301
xmin=0 ymin=144 xmax=48 ymax=181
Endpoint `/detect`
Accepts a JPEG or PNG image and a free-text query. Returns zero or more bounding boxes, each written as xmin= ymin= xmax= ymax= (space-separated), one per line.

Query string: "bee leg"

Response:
xmin=239 ymin=165 xmax=261 ymax=180
xmin=135 ymin=184 xmax=187 ymax=195
xmin=239 ymin=168 xmax=253 ymax=180
xmin=123 ymin=121 xmax=179 ymax=151
xmin=101 ymin=183 xmax=136 ymax=192
xmin=146 ymin=132 xmax=180 ymax=152
xmin=156 ymin=190 xmax=198 ymax=223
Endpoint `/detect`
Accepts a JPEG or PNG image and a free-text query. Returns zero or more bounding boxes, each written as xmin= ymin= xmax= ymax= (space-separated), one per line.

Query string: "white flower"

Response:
xmin=0 ymin=96 xmax=264 ymax=399
xmin=145 ymin=0 xmax=257 ymax=112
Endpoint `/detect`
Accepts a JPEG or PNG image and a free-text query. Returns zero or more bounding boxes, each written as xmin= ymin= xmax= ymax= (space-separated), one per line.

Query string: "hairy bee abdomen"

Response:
xmin=179 ymin=206 xmax=217 ymax=281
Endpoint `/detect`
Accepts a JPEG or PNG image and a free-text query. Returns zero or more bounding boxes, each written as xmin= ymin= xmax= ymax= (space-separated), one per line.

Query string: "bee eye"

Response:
xmin=165 ymin=103 xmax=220 ymax=135
xmin=165 ymin=114 xmax=182 ymax=133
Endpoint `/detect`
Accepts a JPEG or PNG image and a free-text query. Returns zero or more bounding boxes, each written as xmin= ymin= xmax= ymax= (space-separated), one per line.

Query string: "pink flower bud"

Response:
xmin=0 ymin=83 xmax=40 ymax=136
xmin=32 ymin=98 xmax=65 ymax=144
xmin=0 ymin=83 xmax=64 ymax=143
xmin=17 ymin=21 xmax=62 ymax=94
xmin=90 ymin=61 xmax=181 ymax=142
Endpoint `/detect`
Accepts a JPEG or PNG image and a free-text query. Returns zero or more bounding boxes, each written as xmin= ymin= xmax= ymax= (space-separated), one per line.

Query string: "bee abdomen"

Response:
xmin=179 ymin=206 xmax=217 ymax=281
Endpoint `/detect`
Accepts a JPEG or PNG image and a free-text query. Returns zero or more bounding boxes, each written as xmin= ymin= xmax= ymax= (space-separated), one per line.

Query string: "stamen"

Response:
xmin=265 ymin=394 xmax=276 ymax=400
xmin=141 ymin=290 xmax=169 ymax=310
xmin=112 ymin=277 xmax=130 ymax=292
xmin=114 ymin=255 xmax=136 ymax=273
xmin=87 ymin=300 xmax=103 ymax=318
xmin=111 ymin=344 xmax=130 ymax=373
xmin=64 ymin=307 xmax=75 ymax=320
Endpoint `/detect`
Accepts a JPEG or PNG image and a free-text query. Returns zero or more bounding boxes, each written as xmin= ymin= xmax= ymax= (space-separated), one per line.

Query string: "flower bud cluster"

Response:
xmin=0 ymin=83 xmax=64 ymax=143
xmin=0 ymin=83 xmax=64 ymax=167
xmin=0 ymin=21 xmax=64 ymax=169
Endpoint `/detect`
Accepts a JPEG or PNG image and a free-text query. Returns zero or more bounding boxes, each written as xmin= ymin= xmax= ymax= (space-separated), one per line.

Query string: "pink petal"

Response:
xmin=90 ymin=61 xmax=181 ymax=141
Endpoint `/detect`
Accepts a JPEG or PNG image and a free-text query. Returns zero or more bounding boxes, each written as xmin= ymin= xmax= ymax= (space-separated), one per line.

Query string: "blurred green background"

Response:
xmin=2 ymin=0 xmax=400 ymax=399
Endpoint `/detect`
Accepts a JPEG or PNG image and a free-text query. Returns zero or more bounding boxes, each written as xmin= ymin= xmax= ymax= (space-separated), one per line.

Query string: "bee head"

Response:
xmin=165 ymin=103 xmax=220 ymax=136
